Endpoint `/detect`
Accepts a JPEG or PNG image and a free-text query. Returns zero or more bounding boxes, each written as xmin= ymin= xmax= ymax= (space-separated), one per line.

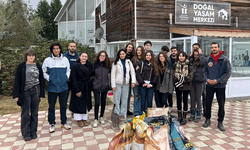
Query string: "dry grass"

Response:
xmin=0 ymin=93 xmax=113 ymax=116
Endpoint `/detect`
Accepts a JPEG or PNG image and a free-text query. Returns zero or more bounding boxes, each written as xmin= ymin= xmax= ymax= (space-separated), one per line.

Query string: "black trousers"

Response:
xmin=21 ymin=86 xmax=40 ymax=137
xmin=155 ymin=90 xmax=169 ymax=108
xmin=204 ymin=85 xmax=225 ymax=122
xmin=94 ymin=91 xmax=108 ymax=120
xmin=176 ymin=88 xmax=189 ymax=111
xmin=202 ymin=82 xmax=206 ymax=111
xmin=168 ymin=93 xmax=173 ymax=107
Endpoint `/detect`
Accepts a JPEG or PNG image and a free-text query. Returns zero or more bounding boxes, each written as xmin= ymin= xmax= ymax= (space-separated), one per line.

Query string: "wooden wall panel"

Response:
xmin=97 ymin=0 xmax=250 ymax=42
xmin=106 ymin=0 xmax=134 ymax=42
xmin=136 ymin=0 xmax=175 ymax=39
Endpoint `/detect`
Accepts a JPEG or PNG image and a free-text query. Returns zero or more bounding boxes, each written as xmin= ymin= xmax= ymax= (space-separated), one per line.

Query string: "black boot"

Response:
xmin=188 ymin=109 xmax=195 ymax=122
xmin=217 ymin=121 xmax=225 ymax=132
xmin=177 ymin=110 xmax=182 ymax=123
xmin=202 ymin=118 xmax=211 ymax=128
xmin=181 ymin=111 xmax=187 ymax=125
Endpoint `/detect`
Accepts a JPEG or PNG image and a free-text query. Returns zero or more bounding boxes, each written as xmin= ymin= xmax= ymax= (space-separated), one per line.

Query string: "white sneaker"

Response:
xmin=49 ymin=124 xmax=55 ymax=133
xmin=61 ymin=124 xmax=71 ymax=130
xmin=99 ymin=117 xmax=105 ymax=125
xmin=93 ymin=119 xmax=99 ymax=128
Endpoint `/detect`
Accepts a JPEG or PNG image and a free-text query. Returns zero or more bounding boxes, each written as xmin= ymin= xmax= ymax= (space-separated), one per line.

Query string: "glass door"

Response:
xmin=171 ymin=37 xmax=192 ymax=55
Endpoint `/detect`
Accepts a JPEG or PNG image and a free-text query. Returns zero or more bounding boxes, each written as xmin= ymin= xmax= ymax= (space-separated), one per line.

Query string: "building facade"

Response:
xmin=95 ymin=0 xmax=250 ymax=98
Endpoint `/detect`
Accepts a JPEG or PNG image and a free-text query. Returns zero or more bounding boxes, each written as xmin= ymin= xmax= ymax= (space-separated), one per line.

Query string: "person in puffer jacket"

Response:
xmin=42 ymin=43 xmax=71 ymax=133
xmin=111 ymin=49 xmax=136 ymax=122
xmin=92 ymin=51 xmax=112 ymax=128
xmin=188 ymin=49 xmax=206 ymax=123
xmin=136 ymin=51 xmax=159 ymax=114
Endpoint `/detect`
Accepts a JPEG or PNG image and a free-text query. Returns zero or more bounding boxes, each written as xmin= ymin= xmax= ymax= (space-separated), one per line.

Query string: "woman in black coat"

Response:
xmin=13 ymin=49 xmax=45 ymax=141
xmin=92 ymin=51 xmax=111 ymax=128
xmin=69 ymin=52 xmax=92 ymax=127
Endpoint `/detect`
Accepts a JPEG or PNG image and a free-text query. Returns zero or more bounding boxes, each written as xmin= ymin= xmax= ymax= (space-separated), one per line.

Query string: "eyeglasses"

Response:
xmin=53 ymin=48 xmax=60 ymax=50
xmin=100 ymin=55 xmax=106 ymax=57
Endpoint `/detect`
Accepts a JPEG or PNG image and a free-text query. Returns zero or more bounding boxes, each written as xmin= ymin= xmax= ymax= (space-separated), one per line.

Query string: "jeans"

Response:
xmin=113 ymin=79 xmax=129 ymax=119
xmin=133 ymin=85 xmax=142 ymax=116
xmin=94 ymin=91 xmax=108 ymax=120
xmin=139 ymin=86 xmax=155 ymax=113
xmin=204 ymin=85 xmax=225 ymax=122
xmin=48 ymin=90 xmax=68 ymax=125
xmin=155 ymin=90 xmax=169 ymax=108
xmin=176 ymin=88 xmax=189 ymax=111
xmin=190 ymin=82 xmax=203 ymax=110
xmin=127 ymin=80 xmax=132 ymax=110
xmin=21 ymin=86 xmax=40 ymax=137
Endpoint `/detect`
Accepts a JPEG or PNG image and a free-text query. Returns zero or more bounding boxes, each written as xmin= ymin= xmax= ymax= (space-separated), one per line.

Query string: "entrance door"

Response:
xmin=171 ymin=38 xmax=192 ymax=55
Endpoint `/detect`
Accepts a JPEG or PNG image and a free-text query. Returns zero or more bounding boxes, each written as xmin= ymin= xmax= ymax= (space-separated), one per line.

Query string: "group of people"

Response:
xmin=13 ymin=40 xmax=231 ymax=142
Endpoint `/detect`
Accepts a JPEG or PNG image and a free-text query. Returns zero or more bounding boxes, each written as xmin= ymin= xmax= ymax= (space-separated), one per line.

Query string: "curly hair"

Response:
xmin=93 ymin=50 xmax=111 ymax=68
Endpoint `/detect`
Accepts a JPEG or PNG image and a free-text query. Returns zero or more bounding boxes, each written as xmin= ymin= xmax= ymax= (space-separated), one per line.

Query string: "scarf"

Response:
xmin=175 ymin=59 xmax=189 ymax=79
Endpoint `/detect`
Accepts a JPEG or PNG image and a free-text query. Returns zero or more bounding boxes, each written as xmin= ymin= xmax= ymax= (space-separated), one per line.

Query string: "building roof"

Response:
xmin=170 ymin=27 xmax=250 ymax=38
xmin=54 ymin=0 xmax=71 ymax=22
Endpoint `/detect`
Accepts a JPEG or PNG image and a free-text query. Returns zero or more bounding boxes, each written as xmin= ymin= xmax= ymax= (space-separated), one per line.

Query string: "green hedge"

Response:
xmin=0 ymin=39 xmax=95 ymax=96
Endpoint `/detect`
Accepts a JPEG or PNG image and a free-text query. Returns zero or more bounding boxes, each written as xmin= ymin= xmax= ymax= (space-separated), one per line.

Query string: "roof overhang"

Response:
xmin=170 ymin=27 xmax=250 ymax=38
xmin=54 ymin=0 xmax=71 ymax=22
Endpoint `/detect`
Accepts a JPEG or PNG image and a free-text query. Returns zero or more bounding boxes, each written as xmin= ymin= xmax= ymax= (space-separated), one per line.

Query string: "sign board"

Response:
xmin=175 ymin=0 xmax=231 ymax=26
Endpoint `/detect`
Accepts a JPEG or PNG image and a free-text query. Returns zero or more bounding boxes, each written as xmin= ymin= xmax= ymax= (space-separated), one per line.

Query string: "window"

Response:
xmin=198 ymin=37 xmax=229 ymax=57
xmin=86 ymin=0 xmax=95 ymax=20
xmin=68 ymin=0 xmax=76 ymax=21
xmin=96 ymin=0 xmax=101 ymax=7
xmin=58 ymin=23 xmax=66 ymax=39
xmin=60 ymin=12 xmax=66 ymax=22
xmin=101 ymin=0 xmax=106 ymax=14
xmin=77 ymin=0 xmax=85 ymax=20
xmin=77 ymin=22 xmax=85 ymax=44
xmin=68 ymin=22 xmax=75 ymax=40
xmin=232 ymin=38 xmax=250 ymax=77
xmin=86 ymin=21 xmax=95 ymax=47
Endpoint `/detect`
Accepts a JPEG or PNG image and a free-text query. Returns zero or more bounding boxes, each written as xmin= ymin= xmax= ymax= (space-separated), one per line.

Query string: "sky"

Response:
xmin=27 ymin=0 xmax=67 ymax=10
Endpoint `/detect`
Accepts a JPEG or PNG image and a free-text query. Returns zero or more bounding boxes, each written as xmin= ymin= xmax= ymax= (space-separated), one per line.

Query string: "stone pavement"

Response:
xmin=0 ymin=97 xmax=250 ymax=150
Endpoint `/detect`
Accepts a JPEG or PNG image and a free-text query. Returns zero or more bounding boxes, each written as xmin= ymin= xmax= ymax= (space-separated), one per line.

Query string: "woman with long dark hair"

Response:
xmin=132 ymin=46 xmax=145 ymax=116
xmin=69 ymin=52 xmax=92 ymax=127
xmin=136 ymin=51 xmax=159 ymax=113
xmin=174 ymin=51 xmax=194 ymax=125
xmin=13 ymin=49 xmax=45 ymax=141
xmin=111 ymin=49 xmax=136 ymax=122
xmin=155 ymin=52 xmax=174 ymax=108
xmin=92 ymin=51 xmax=111 ymax=127
xmin=125 ymin=43 xmax=135 ymax=115
xmin=188 ymin=49 xmax=206 ymax=123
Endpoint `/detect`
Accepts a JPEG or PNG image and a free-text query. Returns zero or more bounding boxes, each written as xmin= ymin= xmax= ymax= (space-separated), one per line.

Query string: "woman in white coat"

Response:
xmin=111 ymin=49 xmax=136 ymax=122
